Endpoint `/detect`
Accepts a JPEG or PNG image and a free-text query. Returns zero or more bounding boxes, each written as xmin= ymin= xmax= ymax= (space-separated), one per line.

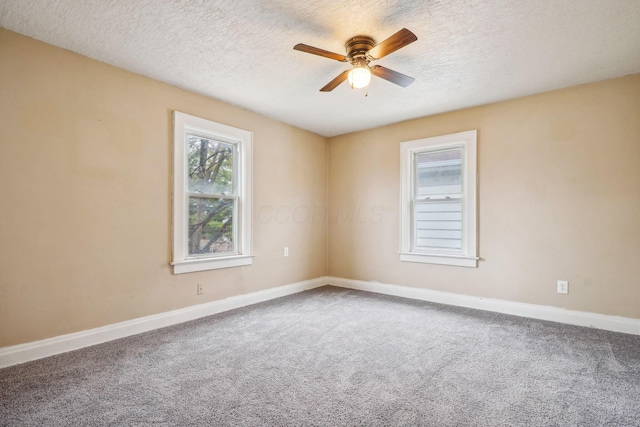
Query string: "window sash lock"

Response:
xmin=416 ymin=195 xmax=462 ymax=201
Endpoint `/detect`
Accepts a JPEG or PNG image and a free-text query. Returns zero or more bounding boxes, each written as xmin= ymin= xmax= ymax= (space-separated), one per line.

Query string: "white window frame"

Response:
xmin=171 ymin=111 xmax=253 ymax=274
xmin=399 ymin=130 xmax=478 ymax=268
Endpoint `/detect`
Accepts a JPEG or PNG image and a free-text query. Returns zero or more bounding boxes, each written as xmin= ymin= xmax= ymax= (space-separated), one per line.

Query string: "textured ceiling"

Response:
xmin=1 ymin=0 xmax=639 ymax=137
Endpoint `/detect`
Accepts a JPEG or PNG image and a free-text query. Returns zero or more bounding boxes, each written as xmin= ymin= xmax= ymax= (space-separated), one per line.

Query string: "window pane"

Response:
xmin=187 ymin=135 xmax=234 ymax=194
xmin=414 ymin=200 xmax=462 ymax=250
xmin=416 ymin=149 xmax=462 ymax=196
xmin=188 ymin=197 xmax=234 ymax=256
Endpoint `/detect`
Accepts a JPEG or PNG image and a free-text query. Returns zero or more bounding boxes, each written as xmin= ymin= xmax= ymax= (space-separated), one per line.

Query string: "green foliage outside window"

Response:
xmin=187 ymin=136 xmax=235 ymax=255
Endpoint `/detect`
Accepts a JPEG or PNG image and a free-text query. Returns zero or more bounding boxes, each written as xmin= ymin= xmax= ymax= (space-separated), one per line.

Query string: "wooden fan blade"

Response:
xmin=320 ymin=70 xmax=350 ymax=92
xmin=293 ymin=44 xmax=347 ymax=62
xmin=371 ymin=66 xmax=415 ymax=87
xmin=367 ymin=28 xmax=417 ymax=60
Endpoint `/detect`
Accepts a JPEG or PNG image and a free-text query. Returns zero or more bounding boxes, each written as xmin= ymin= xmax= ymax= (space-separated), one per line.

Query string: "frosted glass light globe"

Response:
xmin=348 ymin=67 xmax=371 ymax=89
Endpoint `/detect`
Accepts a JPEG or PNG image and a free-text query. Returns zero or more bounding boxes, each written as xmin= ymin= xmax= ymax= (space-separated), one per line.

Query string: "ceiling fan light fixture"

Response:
xmin=294 ymin=28 xmax=417 ymax=92
xmin=348 ymin=66 xmax=371 ymax=89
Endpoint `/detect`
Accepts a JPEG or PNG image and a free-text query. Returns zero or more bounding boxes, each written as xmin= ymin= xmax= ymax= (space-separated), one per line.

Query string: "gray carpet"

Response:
xmin=1 ymin=286 xmax=640 ymax=426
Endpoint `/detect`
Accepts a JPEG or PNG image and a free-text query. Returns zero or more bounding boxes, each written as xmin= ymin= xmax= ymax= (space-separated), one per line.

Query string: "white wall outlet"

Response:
xmin=197 ymin=284 xmax=204 ymax=295
xmin=284 ymin=247 xmax=289 ymax=257
xmin=557 ymin=280 xmax=569 ymax=295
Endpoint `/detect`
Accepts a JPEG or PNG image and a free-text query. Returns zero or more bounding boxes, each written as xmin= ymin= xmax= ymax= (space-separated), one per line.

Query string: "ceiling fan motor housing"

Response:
xmin=345 ymin=36 xmax=375 ymax=64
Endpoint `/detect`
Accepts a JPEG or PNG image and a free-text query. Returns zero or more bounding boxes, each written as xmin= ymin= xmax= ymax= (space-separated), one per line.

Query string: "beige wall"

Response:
xmin=0 ymin=29 xmax=327 ymax=346
xmin=328 ymin=74 xmax=640 ymax=319
xmin=2 ymin=28 xmax=639 ymax=348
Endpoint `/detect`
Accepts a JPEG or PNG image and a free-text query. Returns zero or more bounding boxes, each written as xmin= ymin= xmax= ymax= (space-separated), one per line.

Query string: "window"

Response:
xmin=172 ymin=111 xmax=253 ymax=274
xmin=400 ymin=130 xmax=477 ymax=267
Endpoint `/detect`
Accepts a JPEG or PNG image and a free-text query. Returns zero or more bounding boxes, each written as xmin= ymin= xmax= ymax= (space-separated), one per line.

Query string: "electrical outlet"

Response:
xmin=197 ymin=284 xmax=204 ymax=295
xmin=557 ymin=280 xmax=568 ymax=295
xmin=284 ymin=247 xmax=289 ymax=257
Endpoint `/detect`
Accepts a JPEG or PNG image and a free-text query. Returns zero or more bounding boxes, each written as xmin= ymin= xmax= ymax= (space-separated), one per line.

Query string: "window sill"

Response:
xmin=171 ymin=255 xmax=254 ymax=274
xmin=399 ymin=252 xmax=478 ymax=268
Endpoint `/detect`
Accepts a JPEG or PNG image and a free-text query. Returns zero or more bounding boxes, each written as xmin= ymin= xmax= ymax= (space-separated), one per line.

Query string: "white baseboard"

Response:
xmin=328 ymin=277 xmax=640 ymax=336
xmin=4 ymin=275 xmax=638 ymax=369
xmin=0 ymin=276 xmax=328 ymax=369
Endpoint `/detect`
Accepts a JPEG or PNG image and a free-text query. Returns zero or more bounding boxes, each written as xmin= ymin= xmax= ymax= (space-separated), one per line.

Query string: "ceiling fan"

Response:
xmin=293 ymin=28 xmax=417 ymax=92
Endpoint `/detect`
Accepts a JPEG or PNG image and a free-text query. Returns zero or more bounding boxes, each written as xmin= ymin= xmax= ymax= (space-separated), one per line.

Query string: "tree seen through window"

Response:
xmin=187 ymin=135 xmax=235 ymax=256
